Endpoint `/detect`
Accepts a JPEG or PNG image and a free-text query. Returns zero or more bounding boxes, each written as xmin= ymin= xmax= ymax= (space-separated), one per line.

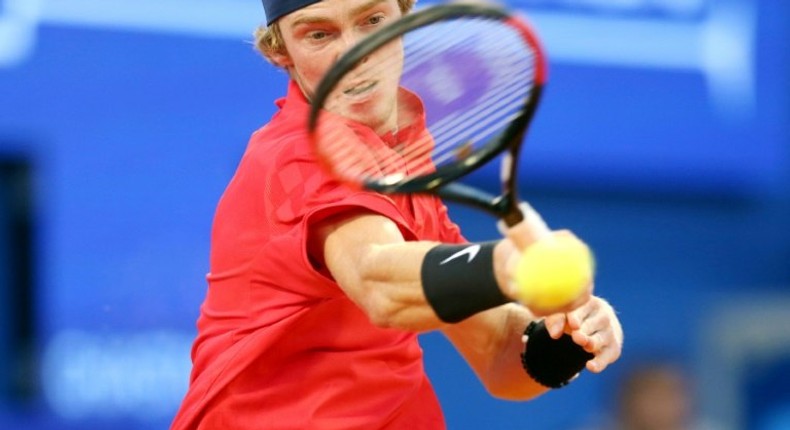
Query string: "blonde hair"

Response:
xmin=254 ymin=0 xmax=417 ymax=67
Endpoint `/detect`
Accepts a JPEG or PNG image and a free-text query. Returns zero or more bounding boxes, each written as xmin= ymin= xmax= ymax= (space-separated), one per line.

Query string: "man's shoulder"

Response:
xmin=246 ymin=114 xmax=314 ymax=166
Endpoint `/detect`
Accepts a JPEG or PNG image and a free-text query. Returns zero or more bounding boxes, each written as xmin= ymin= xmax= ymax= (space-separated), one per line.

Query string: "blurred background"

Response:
xmin=0 ymin=0 xmax=788 ymax=429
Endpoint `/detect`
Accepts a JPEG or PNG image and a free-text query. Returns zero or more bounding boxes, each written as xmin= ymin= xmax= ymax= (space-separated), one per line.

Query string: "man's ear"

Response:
xmin=270 ymin=51 xmax=294 ymax=68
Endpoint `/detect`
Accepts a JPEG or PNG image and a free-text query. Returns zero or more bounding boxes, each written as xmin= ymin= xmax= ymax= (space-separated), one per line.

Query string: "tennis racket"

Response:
xmin=308 ymin=2 xmax=545 ymax=228
xmin=307 ymin=2 xmax=591 ymax=302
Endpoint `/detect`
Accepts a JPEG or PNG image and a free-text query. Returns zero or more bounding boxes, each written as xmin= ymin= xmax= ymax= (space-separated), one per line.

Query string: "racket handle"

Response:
xmin=498 ymin=202 xmax=551 ymax=250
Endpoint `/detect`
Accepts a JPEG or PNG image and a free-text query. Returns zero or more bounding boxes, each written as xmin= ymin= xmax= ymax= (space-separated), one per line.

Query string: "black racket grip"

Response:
xmin=521 ymin=320 xmax=594 ymax=388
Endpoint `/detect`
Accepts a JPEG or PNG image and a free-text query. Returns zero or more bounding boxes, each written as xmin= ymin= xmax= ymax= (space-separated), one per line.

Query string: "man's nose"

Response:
xmin=336 ymin=31 xmax=370 ymax=66
xmin=339 ymin=31 xmax=361 ymax=55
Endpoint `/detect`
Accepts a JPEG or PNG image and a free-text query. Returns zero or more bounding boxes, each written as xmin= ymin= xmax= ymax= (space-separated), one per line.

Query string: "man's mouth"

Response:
xmin=343 ymin=80 xmax=377 ymax=97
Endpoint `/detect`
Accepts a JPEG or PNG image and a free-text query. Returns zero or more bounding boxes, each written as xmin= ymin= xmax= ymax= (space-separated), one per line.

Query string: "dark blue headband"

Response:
xmin=262 ymin=0 xmax=322 ymax=25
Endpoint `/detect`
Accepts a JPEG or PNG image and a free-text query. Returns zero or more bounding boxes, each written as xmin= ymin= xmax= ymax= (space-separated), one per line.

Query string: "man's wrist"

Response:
xmin=421 ymin=241 xmax=510 ymax=323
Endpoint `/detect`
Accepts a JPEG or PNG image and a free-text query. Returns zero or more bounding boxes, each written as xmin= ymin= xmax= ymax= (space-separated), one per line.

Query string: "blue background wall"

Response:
xmin=0 ymin=0 xmax=788 ymax=429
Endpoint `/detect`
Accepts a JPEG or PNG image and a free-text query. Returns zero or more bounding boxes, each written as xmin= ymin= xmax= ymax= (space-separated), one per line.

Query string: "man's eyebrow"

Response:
xmin=290 ymin=15 xmax=330 ymax=29
xmin=349 ymin=0 xmax=389 ymax=18
xmin=290 ymin=0 xmax=390 ymax=29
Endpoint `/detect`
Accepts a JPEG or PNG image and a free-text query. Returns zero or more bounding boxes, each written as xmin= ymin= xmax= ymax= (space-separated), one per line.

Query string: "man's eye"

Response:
xmin=367 ymin=15 xmax=384 ymax=25
xmin=308 ymin=31 xmax=328 ymax=40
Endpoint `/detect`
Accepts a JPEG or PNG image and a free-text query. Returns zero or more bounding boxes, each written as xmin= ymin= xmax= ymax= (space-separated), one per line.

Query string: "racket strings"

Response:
xmin=390 ymin=22 xmax=536 ymax=178
xmin=380 ymin=21 xmax=533 ymax=135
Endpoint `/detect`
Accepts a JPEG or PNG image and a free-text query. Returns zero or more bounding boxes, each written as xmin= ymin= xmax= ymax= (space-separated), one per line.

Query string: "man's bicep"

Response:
xmin=312 ymin=212 xmax=407 ymax=293
xmin=309 ymin=209 xmax=446 ymax=331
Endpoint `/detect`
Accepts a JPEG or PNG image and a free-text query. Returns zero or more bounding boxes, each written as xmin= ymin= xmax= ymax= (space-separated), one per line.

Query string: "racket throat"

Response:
xmin=501 ymin=206 xmax=524 ymax=227
xmin=499 ymin=152 xmax=524 ymax=227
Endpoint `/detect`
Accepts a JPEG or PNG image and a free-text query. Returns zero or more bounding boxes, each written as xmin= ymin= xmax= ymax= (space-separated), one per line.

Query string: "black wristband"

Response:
xmin=421 ymin=242 xmax=509 ymax=323
xmin=521 ymin=320 xmax=594 ymax=388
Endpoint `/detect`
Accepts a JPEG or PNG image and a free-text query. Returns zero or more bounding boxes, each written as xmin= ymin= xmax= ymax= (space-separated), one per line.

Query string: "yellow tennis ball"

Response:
xmin=514 ymin=235 xmax=594 ymax=312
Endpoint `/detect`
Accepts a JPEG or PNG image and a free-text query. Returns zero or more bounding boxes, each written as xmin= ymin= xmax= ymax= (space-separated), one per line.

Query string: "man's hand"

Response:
xmin=541 ymin=296 xmax=624 ymax=373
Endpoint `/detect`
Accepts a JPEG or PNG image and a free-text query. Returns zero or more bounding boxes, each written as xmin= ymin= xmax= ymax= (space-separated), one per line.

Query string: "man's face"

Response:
xmin=276 ymin=0 xmax=405 ymax=134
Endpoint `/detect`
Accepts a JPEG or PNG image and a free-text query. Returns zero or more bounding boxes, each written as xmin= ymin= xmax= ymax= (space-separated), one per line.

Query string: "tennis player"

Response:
xmin=170 ymin=1 xmax=623 ymax=429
